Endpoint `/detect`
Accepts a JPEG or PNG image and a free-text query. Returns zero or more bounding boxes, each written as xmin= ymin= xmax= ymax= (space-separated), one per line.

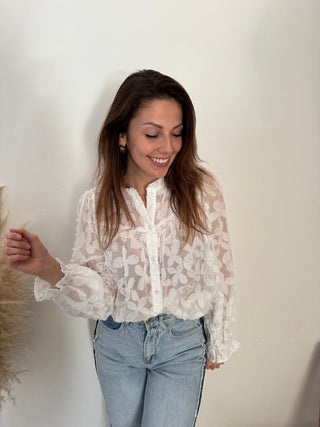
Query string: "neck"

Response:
xmin=123 ymin=174 xmax=157 ymax=197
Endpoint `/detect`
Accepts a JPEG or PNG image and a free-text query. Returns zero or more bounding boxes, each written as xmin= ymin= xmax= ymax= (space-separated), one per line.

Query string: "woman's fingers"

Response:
xmin=6 ymin=236 xmax=31 ymax=253
xmin=5 ymin=246 xmax=31 ymax=256
xmin=4 ymin=228 xmax=48 ymax=276
xmin=10 ymin=228 xmax=37 ymax=243
xmin=6 ymin=236 xmax=31 ymax=248
xmin=7 ymin=253 xmax=31 ymax=271
xmin=6 ymin=231 xmax=21 ymax=241
xmin=6 ymin=232 xmax=24 ymax=243
xmin=5 ymin=229 xmax=32 ymax=269
xmin=206 ymin=360 xmax=224 ymax=370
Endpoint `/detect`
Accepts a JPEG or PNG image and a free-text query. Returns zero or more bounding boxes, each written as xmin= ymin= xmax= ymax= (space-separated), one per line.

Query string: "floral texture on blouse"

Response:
xmin=34 ymin=177 xmax=239 ymax=362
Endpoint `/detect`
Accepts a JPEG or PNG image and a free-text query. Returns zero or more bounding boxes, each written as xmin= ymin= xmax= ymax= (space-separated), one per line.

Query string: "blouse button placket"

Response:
xmin=146 ymin=225 xmax=163 ymax=314
xmin=146 ymin=185 xmax=163 ymax=314
xmin=130 ymin=185 xmax=163 ymax=315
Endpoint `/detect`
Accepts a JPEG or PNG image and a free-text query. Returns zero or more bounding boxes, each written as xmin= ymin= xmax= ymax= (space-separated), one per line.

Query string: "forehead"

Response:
xmin=132 ymin=98 xmax=182 ymax=124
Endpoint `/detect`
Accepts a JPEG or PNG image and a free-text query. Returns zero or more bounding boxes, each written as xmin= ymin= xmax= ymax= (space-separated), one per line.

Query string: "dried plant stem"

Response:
xmin=0 ymin=187 xmax=33 ymax=410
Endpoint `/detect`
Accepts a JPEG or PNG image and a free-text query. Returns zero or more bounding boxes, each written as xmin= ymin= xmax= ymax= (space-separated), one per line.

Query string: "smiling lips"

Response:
xmin=148 ymin=156 xmax=170 ymax=167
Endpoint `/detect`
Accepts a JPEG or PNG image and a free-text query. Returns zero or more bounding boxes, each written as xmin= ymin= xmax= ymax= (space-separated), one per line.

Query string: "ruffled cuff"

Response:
xmin=206 ymin=339 xmax=240 ymax=363
xmin=34 ymin=258 xmax=67 ymax=301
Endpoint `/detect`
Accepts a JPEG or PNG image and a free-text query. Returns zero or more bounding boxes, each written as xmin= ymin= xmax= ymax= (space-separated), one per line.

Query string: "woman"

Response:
xmin=5 ymin=69 xmax=239 ymax=427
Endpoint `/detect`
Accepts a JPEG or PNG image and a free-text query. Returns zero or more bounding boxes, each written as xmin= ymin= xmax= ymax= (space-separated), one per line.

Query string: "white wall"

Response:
xmin=1 ymin=1 xmax=319 ymax=426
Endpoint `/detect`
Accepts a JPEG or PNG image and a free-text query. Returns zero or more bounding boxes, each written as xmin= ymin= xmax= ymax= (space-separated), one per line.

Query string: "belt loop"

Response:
xmin=159 ymin=315 xmax=164 ymax=329
xmin=159 ymin=314 xmax=173 ymax=329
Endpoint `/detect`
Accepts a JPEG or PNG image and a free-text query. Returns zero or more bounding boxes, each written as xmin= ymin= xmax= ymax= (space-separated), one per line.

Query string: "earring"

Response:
xmin=119 ymin=145 xmax=127 ymax=154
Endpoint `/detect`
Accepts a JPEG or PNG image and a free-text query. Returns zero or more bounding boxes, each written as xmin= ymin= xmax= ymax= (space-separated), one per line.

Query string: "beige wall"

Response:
xmin=1 ymin=1 xmax=319 ymax=426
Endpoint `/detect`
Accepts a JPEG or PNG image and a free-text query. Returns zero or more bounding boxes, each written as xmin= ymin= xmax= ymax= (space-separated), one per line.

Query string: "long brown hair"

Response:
xmin=96 ymin=69 xmax=216 ymax=247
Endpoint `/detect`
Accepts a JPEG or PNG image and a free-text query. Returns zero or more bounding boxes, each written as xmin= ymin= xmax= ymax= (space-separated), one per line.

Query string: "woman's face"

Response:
xmin=119 ymin=98 xmax=183 ymax=190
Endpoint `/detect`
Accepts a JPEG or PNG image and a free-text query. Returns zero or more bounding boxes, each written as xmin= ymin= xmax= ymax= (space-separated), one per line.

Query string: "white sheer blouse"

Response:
xmin=34 ymin=177 xmax=239 ymax=363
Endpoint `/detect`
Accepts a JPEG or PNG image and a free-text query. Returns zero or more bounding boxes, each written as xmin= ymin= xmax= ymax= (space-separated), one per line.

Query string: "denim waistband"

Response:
xmin=104 ymin=314 xmax=204 ymax=331
xmin=143 ymin=313 xmax=177 ymax=329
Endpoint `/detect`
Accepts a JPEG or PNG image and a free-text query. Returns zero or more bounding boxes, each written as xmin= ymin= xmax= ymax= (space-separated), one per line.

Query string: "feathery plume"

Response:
xmin=0 ymin=187 xmax=33 ymax=410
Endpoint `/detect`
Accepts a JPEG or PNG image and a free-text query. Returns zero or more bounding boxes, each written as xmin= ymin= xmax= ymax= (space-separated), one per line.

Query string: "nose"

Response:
xmin=159 ymin=134 xmax=174 ymax=154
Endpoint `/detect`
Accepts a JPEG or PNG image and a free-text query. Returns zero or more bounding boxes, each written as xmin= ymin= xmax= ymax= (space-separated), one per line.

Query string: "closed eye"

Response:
xmin=146 ymin=133 xmax=182 ymax=138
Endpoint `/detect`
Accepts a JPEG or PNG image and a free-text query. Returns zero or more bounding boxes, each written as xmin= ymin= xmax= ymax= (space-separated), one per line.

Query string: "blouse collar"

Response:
xmin=125 ymin=177 xmax=166 ymax=195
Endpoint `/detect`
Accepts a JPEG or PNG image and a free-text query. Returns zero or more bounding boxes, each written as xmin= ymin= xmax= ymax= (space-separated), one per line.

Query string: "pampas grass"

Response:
xmin=0 ymin=187 xmax=33 ymax=410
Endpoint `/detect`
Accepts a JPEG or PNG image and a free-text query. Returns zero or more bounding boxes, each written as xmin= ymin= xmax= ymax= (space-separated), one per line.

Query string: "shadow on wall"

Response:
xmin=288 ymin=342 xmax=320 ymax=427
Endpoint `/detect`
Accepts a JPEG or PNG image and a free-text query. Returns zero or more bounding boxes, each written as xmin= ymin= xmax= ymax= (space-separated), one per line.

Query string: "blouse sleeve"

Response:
xmin=34 ymin=189 xmax=115 ymax=319
xmin=203 ymin=181 xmax=240 ymax=363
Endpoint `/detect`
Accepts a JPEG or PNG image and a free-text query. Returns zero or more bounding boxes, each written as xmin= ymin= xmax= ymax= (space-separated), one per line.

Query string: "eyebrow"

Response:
xmin=142 ymin=122 xmax=183 ymax=130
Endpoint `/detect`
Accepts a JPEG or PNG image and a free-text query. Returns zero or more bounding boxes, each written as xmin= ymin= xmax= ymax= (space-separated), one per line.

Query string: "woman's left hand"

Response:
xmin=206 ymin=360 xmax=224 ymax=370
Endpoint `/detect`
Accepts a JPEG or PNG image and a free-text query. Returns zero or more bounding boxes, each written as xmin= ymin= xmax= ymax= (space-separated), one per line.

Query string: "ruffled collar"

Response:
xmin=124 ymin=178 xmax=166 ymax=195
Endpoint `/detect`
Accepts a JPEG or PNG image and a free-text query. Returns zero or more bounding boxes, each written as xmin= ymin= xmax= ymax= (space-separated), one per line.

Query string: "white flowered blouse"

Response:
xmin=34 ymin=177 xmax=239 ymax=363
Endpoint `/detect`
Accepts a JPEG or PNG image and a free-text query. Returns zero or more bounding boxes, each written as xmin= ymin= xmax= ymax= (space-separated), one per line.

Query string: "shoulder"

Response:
xmin=78 ymin=187 xmax=97 ymax=214
xmin=200 ymin=171 xmax=223 ymax=204
xmin=199 ymin=173 xmax=228 ymax=229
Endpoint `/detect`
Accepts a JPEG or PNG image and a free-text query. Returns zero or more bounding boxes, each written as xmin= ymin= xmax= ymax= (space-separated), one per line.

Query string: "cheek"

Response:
xmin=175 ymin=140 xmax=183 ymax=153
xmin=127 ymin=140 xmax=148 ymax=157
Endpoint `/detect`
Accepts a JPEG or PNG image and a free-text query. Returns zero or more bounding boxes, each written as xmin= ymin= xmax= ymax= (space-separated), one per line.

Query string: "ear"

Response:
xmin=119 ymin=133 xmax=127 ymax=147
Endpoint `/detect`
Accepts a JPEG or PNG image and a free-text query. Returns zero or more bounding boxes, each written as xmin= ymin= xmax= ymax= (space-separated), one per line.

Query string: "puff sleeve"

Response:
xmin=203 ymin=182 xmax=240 ymax=363
xmin=34 ymin=189 xmax=115 ymax=319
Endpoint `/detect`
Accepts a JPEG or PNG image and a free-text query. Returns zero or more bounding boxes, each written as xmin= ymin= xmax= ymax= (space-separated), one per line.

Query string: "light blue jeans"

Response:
xmin=93 ymin=314 xmax=207 ymax=427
